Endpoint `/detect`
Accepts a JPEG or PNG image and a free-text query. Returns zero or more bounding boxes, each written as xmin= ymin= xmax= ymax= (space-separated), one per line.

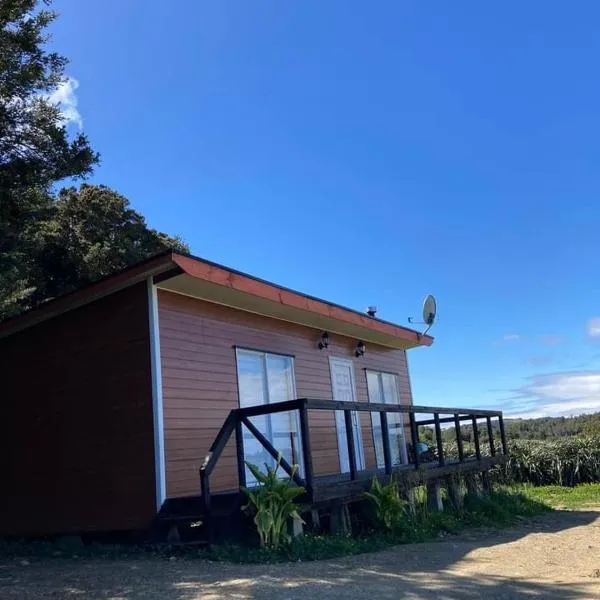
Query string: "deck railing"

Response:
xmin=199 ymin=398 xmax=507 ymax=541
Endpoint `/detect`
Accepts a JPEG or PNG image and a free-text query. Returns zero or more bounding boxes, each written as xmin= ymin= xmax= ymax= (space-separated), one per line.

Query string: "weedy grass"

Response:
xmin=504 ymin=482 xmax=600 ymax=509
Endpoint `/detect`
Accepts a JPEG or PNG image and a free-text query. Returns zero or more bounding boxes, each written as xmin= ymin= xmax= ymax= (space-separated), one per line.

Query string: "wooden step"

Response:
xmin=155 ymin=514 xmax=204 ymax=522
xmin=164 ymin=539 xmax=210 ymax=548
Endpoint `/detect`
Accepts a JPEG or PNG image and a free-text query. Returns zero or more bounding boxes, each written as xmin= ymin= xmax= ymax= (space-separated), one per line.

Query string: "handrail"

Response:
xmin=306 ymin=398 xmax=503 ymax=417
xmin=200 ymin=410 xmax=238 ymax=478
xmin=198 ymin=410 xmax=238 ymax=544
xmin=234 ymin=398 xmax=507 ymax=474
xmin=236 ymin=397 xmax=502 ymax=418
xmin=237 ymin=398 xmax=304 ymax=418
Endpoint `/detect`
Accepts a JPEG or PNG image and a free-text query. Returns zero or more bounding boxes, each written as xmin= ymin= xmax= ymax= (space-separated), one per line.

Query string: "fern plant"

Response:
xmin=364 ymin=477 xmax=408 ymax=531
xmin=241 ymin=457 xmax=305 ymax=548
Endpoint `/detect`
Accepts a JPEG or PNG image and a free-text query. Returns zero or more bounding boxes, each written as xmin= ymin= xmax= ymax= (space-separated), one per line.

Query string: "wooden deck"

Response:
xmin=155 ymin=398 xmax=509 ymax=545
xmin=311 ymin=455 xmax=508 ymax=503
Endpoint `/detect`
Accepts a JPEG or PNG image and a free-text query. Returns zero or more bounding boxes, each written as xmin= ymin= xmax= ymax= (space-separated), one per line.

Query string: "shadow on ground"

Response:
xmin=1 ymin=510 xmax=599 ymax=599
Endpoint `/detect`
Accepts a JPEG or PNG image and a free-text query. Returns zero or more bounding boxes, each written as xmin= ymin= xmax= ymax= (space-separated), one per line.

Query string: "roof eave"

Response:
xmin=0 ymin=252 xmax=177 ymax=340
xmin=0 ymin=250 xmax=434 ymax=350
xmin=163 ymin=253 xmax=433 ymax=350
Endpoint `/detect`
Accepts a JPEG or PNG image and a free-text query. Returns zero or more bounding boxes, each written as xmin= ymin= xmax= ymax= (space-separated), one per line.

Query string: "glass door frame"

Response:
xmin=329 ymin=356 xmax=366 ymax=473
xmin=366 ymin=369 xmax=409 ymax=468
xmin=234 ymin=347 xmax=304 ymax=481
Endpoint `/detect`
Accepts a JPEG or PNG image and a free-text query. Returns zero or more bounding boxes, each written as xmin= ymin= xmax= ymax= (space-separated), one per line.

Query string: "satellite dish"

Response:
xmin=423 ymin=294 xmax=437 ymax=327
xmin=408 ymin=294 xmax=437 ymax=337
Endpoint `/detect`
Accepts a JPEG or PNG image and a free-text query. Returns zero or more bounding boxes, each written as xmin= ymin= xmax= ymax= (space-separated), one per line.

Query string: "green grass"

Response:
xmin=506 ymin=483 xmax=600 ymax=509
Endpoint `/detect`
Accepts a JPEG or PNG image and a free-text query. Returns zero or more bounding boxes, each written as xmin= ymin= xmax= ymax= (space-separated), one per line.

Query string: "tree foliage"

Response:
xmin=30 ymin=184 xmax=187 ymax=303
xmin=0 ymin=1 xmax=188 ymax=320
xmin=0 ymin=0 xmax=98 ymax=315
xmin=501 ymin=413 xmax=600 ymax=440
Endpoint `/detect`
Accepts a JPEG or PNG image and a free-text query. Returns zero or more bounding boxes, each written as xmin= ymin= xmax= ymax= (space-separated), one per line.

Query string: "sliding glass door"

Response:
xmin=367 ymin=370 xmax=408 ymax=468
xmin=236 ymin=349 xmax=303 ymax=483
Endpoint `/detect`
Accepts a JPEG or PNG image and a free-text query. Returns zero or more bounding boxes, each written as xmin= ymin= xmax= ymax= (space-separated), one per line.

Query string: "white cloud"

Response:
xmin=494 ymin=334 xmax=521 ymax=345
xmin=586 ymin=317 xmax=600 ymax=339
xmin=46 ymin=77 xmax=82 ymax=129
xmin=525 ymin=355 xmax=554 ymax=367
xmin=505 ymin=371 xmax=600 ymax=418
xmin=503 ymin=334 xmax=521 ymax=341
xmin=540 ymin=334 xmax=562 ymax=345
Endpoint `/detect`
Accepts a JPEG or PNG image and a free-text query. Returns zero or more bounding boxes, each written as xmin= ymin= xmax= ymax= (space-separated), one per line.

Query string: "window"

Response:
xmin=236 ymin=349 xmax=302 ymax=482
xmin=366 ymin=370 xmax=408 ymax=468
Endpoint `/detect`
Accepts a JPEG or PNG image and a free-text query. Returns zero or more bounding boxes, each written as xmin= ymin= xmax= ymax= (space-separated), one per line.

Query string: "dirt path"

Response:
xmin=1 ymin=509 xmax=599 ymax=599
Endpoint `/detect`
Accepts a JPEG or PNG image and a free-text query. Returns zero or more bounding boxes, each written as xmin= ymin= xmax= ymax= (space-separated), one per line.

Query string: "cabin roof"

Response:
xmin=0 ymin=251 xmax=434 ymax=349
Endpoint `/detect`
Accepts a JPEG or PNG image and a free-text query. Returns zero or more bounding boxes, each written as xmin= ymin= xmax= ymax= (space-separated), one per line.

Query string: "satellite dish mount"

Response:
xmin=408 ymin=294 xmax=437 ymax=338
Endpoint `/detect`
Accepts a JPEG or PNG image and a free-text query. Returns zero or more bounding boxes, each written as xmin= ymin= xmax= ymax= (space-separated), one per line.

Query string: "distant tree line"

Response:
xmin=496 ymin=412 xmax=600 ymax=439
xmin=420 ymin=412 xmax=600 ymax=445
xmin=0 ymin=0 xmax=187 ymax=321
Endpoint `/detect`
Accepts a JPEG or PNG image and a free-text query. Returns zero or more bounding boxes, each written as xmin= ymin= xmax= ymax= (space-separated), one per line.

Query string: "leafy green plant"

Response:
xmin=364 ymin=477 xmax=408 ymax=531
xmin=209 ymin=488 xmax=549 ymax=564
xmin=241 ymin=457 xmax=305 ymax=549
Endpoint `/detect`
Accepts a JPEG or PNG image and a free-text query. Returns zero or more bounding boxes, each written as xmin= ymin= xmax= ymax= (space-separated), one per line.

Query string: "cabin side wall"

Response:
xmin=0 ymin=283 xmax=156 ymax=536
xmin=158 ymin=290 xmax=413 ymax=498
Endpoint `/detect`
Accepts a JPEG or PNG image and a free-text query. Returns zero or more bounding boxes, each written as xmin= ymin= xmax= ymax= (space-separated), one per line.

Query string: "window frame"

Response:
xmin=365 ymin=368 xmax=408 ymax=468
xmin=234 ymin=347 xmax=302 ymax=477
xmin=235 ymin=347 xmax=297 ymax=407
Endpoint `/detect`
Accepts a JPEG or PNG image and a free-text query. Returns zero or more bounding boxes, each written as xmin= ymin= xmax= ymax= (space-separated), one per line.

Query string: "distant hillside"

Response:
xmin=501 ymin=411 xmax=600 ymax=439
xmin=436 ymin=411 xmax=600 ymax=443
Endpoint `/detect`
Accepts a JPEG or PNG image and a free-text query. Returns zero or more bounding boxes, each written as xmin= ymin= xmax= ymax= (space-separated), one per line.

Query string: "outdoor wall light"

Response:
xmin=355 ymin=341 xmax=366 ymax=357
xmin=318 ymin=331 xmax=329 ymax=350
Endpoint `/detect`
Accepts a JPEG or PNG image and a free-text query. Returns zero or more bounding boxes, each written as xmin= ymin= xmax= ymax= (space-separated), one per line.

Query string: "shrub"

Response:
xmin=241 ymin=458 xmax=305 ymax=549
xmin=504 ymin=437 xmax=600 ymax=486
xmin=443 ymin=435 xmax=600 ymax=486
xmin=364 ymin=478 xmax=409 ymax=531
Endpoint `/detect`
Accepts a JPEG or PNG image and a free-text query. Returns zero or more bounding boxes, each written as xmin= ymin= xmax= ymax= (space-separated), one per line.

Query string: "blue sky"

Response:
xmin=49 ymin=0 xmax=600 ymax=418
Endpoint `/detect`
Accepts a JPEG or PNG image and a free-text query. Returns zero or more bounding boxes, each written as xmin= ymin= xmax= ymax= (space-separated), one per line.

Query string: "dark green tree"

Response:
xmin=448 ymin=412 xmax=600 ymax=443
xmin=0 ymin=0 xmax=98 ymax=317
xmin=32 ymin=184 xmax=188 ymax=303
xmin=0 ymin=1 xmax=188 ymax=319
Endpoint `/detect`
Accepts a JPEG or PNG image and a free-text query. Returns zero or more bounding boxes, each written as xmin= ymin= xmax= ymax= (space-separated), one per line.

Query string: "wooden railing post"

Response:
xmin=454 ymin=413 xmax=464 ymax=462
xmin=199 ymin=469 xmax=213 ymax=544
xmin=486 ymin=416 xmax=496 ymax=456
xmin=499 ymin=414 xmax=508 ymax=455
xmin=409 ymin=411 xmax=420 ymax=469
xmin=380 ymin=410 xmax=392 ymax=475
xmin=235 ymin=415 xmax=246 ymax=488
xmin=299 ymin=400 xmax=314 ymax=497
xmin=434 ymin=413 xmax=444 ymax=466
xmin=344 ymin=408 xmax=357 ymax=480
xmin=472 ymin=416 xmax=481 ymax=460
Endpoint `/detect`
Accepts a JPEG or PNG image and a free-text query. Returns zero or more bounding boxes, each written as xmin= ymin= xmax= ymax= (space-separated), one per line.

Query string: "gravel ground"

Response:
xmin=1 ymin=509 xmax=599 ymax=600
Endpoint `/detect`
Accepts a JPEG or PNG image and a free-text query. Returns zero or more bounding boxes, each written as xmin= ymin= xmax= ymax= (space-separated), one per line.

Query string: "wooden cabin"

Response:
xmin=0 ymin=252 xmax=506 ymax=540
